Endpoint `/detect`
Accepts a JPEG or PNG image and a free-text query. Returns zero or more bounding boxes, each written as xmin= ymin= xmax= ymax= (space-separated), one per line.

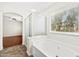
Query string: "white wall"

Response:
xmin=31 ymin=14 xmax=46 ymax=36
xmin=40 ymin=3 xmax=79 ymax=16
xmin=0 ymin=11 xmax=3 ymax=50
xmin=3 ymin=16 xmax=22 ymax=37
xmin=23 ymin=13 xmax=46 ymax=37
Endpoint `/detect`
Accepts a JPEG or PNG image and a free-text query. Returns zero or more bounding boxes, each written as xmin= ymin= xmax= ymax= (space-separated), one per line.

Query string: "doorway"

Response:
xmin=3 ymin=12 xmax=23 ymax=48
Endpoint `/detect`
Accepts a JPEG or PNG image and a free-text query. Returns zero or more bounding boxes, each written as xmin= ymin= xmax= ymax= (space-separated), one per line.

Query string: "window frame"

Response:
xmin=49 ymin=17 xmax=79 ymax=36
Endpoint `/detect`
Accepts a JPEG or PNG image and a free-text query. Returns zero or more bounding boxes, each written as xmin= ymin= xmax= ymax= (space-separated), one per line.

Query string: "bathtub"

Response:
xmin=30 ymin=35 xmax=58 ymax=57
xmin=27 ymin=34 xmax=79 ymax=57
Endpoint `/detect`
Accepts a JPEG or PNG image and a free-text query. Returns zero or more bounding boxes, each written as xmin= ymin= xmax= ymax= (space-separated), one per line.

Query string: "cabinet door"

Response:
xmin=57 ymin=44 xmax=75 ymax=57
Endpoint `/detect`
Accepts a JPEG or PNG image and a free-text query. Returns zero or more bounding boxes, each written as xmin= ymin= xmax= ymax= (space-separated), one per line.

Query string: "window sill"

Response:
xmin=50 ymin=31 xmax=79 ymax=36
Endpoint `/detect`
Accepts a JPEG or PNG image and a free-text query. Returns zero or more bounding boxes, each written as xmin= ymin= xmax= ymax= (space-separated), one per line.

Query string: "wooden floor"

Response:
xmin=3 ymin=35 xmax=22 ymax=48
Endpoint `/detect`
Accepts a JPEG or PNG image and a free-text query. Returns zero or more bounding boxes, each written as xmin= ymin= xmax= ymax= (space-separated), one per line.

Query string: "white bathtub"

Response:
xmin=27 ymin=35 xmax=79 ymax=57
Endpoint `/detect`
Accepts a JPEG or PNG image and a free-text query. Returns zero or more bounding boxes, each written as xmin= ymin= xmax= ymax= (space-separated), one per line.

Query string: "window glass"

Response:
xmin=51 ymin=7 xmax=79 ymax=32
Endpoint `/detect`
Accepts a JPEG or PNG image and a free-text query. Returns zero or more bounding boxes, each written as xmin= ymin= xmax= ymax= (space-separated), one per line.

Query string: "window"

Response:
xmin=51 ymin=7 xmax=79 ymax=32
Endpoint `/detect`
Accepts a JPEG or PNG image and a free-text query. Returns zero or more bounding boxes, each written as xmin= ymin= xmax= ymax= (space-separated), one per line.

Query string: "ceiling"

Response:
xmin=0 ymin=2 xmax=54 ymax=20
xmin=0 ymin=2 xmax=53 ymax=13
xmin=0 ymin=2 xmax=79 ymax=17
